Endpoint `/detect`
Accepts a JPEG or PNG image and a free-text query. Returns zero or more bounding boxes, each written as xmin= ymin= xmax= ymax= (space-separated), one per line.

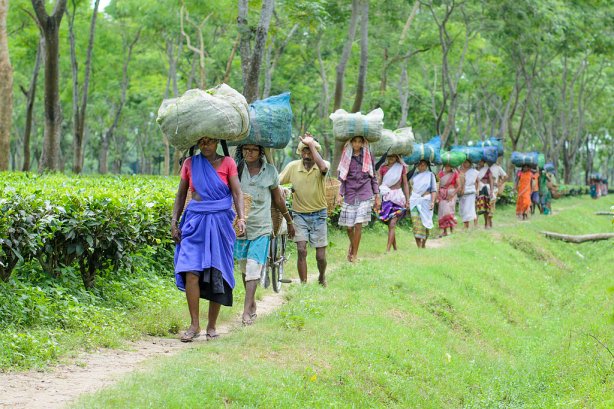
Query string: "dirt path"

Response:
xmin=0 ymin=230 xmax=452 ymax=409
xmin=0 ymin=290 xmax=285 ymax=409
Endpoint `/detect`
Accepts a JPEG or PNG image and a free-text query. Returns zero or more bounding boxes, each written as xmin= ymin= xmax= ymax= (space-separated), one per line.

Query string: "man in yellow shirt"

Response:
xmin=279 ymin=133 xmax=330 ymax=286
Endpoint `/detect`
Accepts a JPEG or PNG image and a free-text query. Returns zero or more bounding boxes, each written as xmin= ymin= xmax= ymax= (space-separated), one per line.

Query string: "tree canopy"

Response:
xmin=2 ymin=0 xmax=613 ymax=183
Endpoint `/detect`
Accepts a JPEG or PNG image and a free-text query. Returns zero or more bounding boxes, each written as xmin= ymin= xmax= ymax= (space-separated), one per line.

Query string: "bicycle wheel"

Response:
xmin=262 ymin=237 xmax=274 ymax=289
xmin=279 ymin=234 xmax=291 ymax=284
xmin=271 ymin=235 xmax=281 ymax=293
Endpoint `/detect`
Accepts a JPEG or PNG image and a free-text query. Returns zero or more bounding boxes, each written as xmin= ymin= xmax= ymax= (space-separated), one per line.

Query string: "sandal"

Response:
xmin=205 ymin=332 xmax=220 ymax=341
xmin=180 ymin=328 xmax=201 ymax=343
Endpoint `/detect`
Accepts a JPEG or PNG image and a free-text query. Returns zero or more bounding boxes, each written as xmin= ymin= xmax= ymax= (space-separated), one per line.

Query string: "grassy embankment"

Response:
xmin=74 ymin=196 xmax=613 ymax=408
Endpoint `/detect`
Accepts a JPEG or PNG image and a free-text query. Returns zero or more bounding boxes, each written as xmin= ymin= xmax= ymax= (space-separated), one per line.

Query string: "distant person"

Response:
xmin=337 ymin=136 xmax=380 ymax=262
xmin=279 ymin=133 xmax=329 ymax=286
xmin=378 ymin=154 xmax=409 ymax=251
xmin=437 ymin=163 xmax=460 ymax=236
xmin=539 ymin=167 xmax=552 ymax=215
xmin=459 ymin=159 xmax=479 ymax=229
xmin=172 ymin=137 xmax=245 ymax=342
xmin=234 ymin=144 xmax=295 ymax=326
xmin=589 ymin=177 xmax=599 ymax=199
xmin=476 ymin=159 xmax=495 ymax=229
xmin=530 ymin=168 xmax=542 ymax=214
xmin=488 ymin=158 xmax=508 ymax=227
xmin=408 ymin=160 xmax=437 ymax=248
xmin=515 ymin=164 xmax=534 ymax=220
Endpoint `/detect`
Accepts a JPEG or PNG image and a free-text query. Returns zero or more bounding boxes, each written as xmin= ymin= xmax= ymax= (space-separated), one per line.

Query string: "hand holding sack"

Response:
xmin=157 ymin=84 xmax=249 ymax=150
xmin=371 ymin=127 xmax=415 ymax=157
xmin=329 ymin=108 xmax=384 ymax=143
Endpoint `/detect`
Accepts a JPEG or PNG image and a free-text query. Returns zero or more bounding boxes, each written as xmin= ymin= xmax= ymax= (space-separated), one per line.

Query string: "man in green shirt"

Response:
xmin=279 ymin=134 xmax=330 ymax=286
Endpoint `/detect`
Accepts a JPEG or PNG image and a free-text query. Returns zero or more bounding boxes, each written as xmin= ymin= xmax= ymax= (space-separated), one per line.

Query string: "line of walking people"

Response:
xmin=170 ymin=133 xmax=551 ymax=342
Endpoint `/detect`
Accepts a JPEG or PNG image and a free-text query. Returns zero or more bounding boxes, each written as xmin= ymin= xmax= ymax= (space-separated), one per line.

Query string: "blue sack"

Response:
xmin=475 ymin=137 xmax=504 ymax=157
xmin=544 ymin=163 xmax=555 ymax=173
xmin=482 ymin=146 xmax=498 ymax=164
xmin=511 ymin=151 xmax=539 ymax=167
xmin=450 ymin=145 xmax=483 ymax=163
xmin=405 ymin=136 xmax=442 ymax=165
xmin=230 ymin=92 xmax=293 ymax=149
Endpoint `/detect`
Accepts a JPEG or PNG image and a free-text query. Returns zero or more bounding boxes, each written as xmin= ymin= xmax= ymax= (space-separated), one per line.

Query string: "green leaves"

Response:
xmin=0 ymin=172 xmax=176 ymax=287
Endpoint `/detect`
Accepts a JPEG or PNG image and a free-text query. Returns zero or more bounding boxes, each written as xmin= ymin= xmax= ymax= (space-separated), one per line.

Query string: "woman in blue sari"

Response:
xmin=171 ymin=137 xmax=246 ymax=342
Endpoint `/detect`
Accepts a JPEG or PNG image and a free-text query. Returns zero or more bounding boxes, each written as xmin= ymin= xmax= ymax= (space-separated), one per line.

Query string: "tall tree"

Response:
xmin=98 ymin=28 xmax=140 ymax=174
xmin=333 ymin=0 xmax=359 ymax=112
xmin=0 ymin=0 xmax=12 ymax=171
xmin=351 ymin=0 xmax=368 ymax=113
xmin=67 ymin=0 xmax=100 ymax=174
xmin=20 ymin=39 xmax=42 ymax=171
xmin=238 ymin=0 xmax=274 ymax=103
xmin=31 ymin=0 xmax=67 ymax=171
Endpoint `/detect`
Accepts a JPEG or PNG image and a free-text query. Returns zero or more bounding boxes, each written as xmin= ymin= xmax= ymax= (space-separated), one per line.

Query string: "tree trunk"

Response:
xmin=262 ymin=23 xmax=298 ymax=99
xmin=222 ymin=34 xmax=240 ymax=84
xmin=333 ymin=0 xmax=359 ymax=112
xmin=21 ymin=39 xmax=42 ymax=171
xmin=68 ymin=0 xmax=100 ymax=174
xmin=542 ymin=231 xmax=614 ymax=244
xmin=398 ymin=65 xmax=409 ymax=128
xmin=32 ymin=0 xmax=67 ymax=172
xmin=351 ymin=0 xmax=369 ymax=113
xmin=100 ymin=29 xmax=140 ymax=174
xmin=238 ymin=0 xmax=275 ymax=103
xmin=316 ymin=31 xmax=329 ymax=119
xmin=98 ymin=131 xmax=109 ymax=173
xmin=162 ymin=35 xmax=182 ymax=176
xmin=0 ymin=0 xmax=13 ymax=171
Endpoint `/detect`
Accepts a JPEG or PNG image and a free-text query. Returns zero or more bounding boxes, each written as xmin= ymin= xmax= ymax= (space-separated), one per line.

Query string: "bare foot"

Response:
xmin=318 ymin=275 xmax=327 ymax=287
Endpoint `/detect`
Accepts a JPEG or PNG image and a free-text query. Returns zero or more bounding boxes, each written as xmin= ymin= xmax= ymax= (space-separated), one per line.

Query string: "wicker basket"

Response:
xmin=271 ymin=207 xmax=284 ymax=236
xmin=184 ymin=190 xmax=252 ymax=237
xmin=325 ymin=178 xmax=342 ymax=214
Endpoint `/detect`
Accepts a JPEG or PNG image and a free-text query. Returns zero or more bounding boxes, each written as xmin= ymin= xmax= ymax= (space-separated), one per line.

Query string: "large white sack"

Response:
xmin=157 ymin=84 xmax=249 ymax=150
xmin=329 ymin=108 xmax=384 ymax=143
xmin=371 ymin=127 xmax=415 ymax=157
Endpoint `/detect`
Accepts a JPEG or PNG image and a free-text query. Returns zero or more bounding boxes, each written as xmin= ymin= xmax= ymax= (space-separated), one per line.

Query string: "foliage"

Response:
xmin=0 ymin=172 xmax=176 ymax=286
xmin=4 ymin=0 xmax=612 ymax=182
xmin=73 ymin=196 xmax=614 ymax=408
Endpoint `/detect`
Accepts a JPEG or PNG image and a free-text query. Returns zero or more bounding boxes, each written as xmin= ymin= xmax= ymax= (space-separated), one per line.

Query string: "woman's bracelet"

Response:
xmin=237 ymin=218 xmax=246 ymax=223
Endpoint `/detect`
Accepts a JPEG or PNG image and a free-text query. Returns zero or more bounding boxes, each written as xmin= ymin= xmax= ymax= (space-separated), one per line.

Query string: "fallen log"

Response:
xmin=542 ymin=231 xmax=614 ymax=243
xmin=594 ymin=212 xmax=614 ymax=216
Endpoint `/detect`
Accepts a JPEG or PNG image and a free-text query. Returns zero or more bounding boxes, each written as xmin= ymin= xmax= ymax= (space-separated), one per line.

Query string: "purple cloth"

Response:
xmin=379 ymin=200 xmax=406 ymax=223
xmin=339 ymin=152 xmax=379 ymax=205
xmin=174 ymin=154 xmax=236 ymax=291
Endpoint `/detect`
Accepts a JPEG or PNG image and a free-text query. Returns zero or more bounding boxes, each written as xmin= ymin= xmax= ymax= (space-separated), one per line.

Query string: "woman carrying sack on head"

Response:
xmin=437 ymin=163 xmax=461 ymax=236
xmin=476 ymin=159 xmax=495 ymax=229
xmin=171 ymin=137 xmax=245 ymax=342
xmin=233 ymin=144 xmax=295 ymax=326
xmin=408 ymin=160 xmax=437 ymax=248
xmin=377 ymin=153 xmax=409 ymax=252
xmin=337 ymin=136 xmax=381 ymax=262
xmin=459 ymin=159 xmax=479 ymax=229
xmin=515 ymin=164 xmax=533 ymax=220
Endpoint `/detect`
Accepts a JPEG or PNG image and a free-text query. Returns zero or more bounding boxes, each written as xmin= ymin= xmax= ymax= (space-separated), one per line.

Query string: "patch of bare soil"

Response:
xmin=0 ymin=290 xmax=285 ymax=409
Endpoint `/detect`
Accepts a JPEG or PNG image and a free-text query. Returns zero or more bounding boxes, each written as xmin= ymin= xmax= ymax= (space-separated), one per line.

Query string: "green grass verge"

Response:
xmin=73 ymin=197 xmax=614 ymax=408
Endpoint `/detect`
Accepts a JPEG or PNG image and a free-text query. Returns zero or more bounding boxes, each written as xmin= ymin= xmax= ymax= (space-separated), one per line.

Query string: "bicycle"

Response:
xmin=261 ymin=218 xmax=291 ymax=293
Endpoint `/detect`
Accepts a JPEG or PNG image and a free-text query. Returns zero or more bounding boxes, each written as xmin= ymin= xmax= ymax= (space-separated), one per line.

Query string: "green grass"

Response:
xmin=73 ymin=196 xmax=614 ymax=408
